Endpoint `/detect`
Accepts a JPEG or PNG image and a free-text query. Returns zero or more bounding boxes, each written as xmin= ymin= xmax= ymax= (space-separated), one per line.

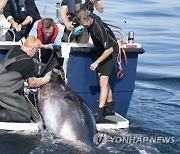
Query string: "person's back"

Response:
xmin=3 ymin=0 xmax=41 ymax=41
xmin=0 ymin=36 xmax=50 ymax=123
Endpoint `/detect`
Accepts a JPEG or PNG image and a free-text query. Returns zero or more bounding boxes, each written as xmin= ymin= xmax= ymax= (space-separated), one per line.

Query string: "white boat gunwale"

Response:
xmin=0 ymin=113 xmax=129 ymax=131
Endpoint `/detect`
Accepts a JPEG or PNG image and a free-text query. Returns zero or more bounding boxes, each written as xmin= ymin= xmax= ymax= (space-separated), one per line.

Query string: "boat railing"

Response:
xmin=36 ymin=2 xmax=61 ymax=22
xmin=112 ymin=29 xmax=125 ymax=42
xmin=36 ymin=2 xmax=125 ymax=43
xmin=36 ymin=2 xmax=125 ymax=41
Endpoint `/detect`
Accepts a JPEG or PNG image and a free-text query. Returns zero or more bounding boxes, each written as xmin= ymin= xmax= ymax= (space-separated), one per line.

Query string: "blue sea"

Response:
xmin=0 ymin=0 xmax=180 ymax=153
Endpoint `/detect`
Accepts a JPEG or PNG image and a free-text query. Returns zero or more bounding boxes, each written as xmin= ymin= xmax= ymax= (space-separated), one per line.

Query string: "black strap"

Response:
xmin=38 ymin=46 xmax=62 ymax=77
xmin=25 ymin=95 xmax=44 ymax=130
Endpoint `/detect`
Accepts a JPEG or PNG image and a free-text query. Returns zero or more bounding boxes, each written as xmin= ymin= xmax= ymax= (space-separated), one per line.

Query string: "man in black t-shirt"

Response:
xmin=60 ymin=0 xmax=103 ymax=42
xmin=0 ymin=36 xmax=50 ymax=123
xmin=61 ymin=0 xmax=103 ymax=30
xmin=77 ymin=9 xmax=119 ymax=123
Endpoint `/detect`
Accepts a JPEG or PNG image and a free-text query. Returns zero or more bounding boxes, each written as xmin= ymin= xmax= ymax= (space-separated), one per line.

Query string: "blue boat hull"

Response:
xmin=67 ymin=49 xmax=144 ymax=117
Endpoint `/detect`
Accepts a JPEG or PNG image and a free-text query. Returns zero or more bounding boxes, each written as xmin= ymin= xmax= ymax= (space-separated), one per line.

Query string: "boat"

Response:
xmin=0 ymin=3 xmax=145 ymax=131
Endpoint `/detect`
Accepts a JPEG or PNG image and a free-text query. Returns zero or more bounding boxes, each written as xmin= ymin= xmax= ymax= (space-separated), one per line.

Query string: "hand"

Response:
xmin=44 ymin=44 xmax=53 ymax=50
xmin=90 ymin=0 xmax=97 ymax=4
xmin=41 ymin=76 xmax=50 ymax=85
xmin=39 ymin=44 xmax=44 ymax=49
xmin=65 ymin=21 xmax=74 ymax=30
xmin=90 ymin=61 xmax=99 ymax=71
xmin=16 ymin=24 xmax=23 ymax=32
xmin=44 ymin=71 xmax=52 ymax=81
xmin=12 ymin=22 xmax=18 ymax=30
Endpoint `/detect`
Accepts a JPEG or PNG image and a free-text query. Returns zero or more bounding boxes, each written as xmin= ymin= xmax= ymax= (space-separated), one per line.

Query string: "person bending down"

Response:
xmin=29 ymin=18 xmax=63 ymax=64
xmin=77 ymin=9 xmax=119 ymax=123
xmin=0 ymin=36 xmax=51 ymax=123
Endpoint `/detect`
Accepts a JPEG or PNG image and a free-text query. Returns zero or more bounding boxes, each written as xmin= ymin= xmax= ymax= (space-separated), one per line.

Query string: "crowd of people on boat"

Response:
xmin=0 ymin=0 xmax=119 ymax=124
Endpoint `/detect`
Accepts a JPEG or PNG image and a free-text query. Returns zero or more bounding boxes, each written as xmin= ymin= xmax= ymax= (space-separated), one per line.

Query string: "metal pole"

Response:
xmin=56 ymin=2 xmax=60 ymax=19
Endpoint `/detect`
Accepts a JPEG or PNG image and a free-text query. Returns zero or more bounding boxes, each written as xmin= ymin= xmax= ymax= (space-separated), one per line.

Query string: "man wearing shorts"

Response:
xmin=77 ymin=9 xmax=119 ymax=123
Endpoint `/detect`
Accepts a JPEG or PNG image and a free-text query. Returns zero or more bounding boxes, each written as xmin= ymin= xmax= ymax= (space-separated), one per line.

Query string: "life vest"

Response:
xmin=9 ymin=0 xmax=27 ymax=22
xmin=37 ymin=20 xmax=59 ymax=44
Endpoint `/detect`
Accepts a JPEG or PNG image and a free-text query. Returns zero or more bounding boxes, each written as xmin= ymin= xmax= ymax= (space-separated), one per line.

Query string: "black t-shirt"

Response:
xmin=88 ymin=14 xmax=118 ymax=53
xmin=6 ymin=46 xmax=35 ymax=79
xmin=61 ymin=0 xmax=82 ymax=6
xmin=81 ymin=0 xmax=100 ymax=12
xmin=61 ymin=0 xmax=100 ymax=12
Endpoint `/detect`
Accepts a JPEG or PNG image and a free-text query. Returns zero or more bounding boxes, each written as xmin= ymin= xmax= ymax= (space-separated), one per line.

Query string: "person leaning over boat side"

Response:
xmin=0 ymin=0 xmax=7 ymax=11
xmin=3 ymin=0 xmax=41 ymax=41
xmin=77 ymin=9 xmax=118 ymax=123
xmin=60 ymin=0 xmax=103 ymax=42
xmin=0 ymin=36 xmax=51 ymax=123
xmin=29 ymin=18 xmax=63 ymax=64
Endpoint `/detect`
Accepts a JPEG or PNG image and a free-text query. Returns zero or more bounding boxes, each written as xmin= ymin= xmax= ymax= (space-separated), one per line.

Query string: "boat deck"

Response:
xmin=0 ymin=121 xmax=39 ymax=131
xmin=0 ymin=113 xmax=129 ymax=131
xmin=96 ymin=113 xmax=129 ymax=131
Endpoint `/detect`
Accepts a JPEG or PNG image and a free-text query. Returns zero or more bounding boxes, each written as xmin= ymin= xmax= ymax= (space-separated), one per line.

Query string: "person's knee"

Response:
xmin=9 ymin=110 xmax=30 ymax=122
xmin=0 ymin=109 xmax=30 ymax=122
xmin=0 ymin=109 xmax=11 ymax=122
xmin=99 ymin=76 xmax=109 ymax=88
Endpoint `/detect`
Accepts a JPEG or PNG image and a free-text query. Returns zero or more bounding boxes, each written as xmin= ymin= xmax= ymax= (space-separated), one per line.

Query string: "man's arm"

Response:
xmin=53 ymin=24 xmax=64 ymax=45
xmin=91 ymin=0 xmax=104 ymax=13
xmin=28 ymin=20 xmax=39 ymax=37
xmin=60 ymin=5 xmax=74 ymax=30
xmin=27 ymin=75 xmax=50 ymax=88
xmin=0 ymin=0 xmax=7 ymax=11
xmin=3 ymin=1 xmax=18 ymax=28
xmin=26 ymin=0 xmax=41 ymax=22
xmin=90 ymin=47 xmax=113 ymax=71
xmin=3 ymin=1 xmax=11 ymax=18
xmin=16 ymin=17 xmax=32 ymax=32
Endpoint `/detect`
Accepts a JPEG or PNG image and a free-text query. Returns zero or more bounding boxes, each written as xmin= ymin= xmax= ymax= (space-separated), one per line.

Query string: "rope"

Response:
xmin=116 ymin=40 xmax=128 ymax=78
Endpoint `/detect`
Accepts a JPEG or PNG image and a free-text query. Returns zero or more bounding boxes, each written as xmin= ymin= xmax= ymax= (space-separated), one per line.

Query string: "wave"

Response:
xmin=159 ymin=102 xmax=180 ymax=109
xmin=136 ymin=72 xmax=180 ymax=82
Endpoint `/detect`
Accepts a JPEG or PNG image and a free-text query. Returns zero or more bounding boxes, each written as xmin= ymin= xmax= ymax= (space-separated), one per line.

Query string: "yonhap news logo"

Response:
xmin=93 ymin=132 xmax=175 ymax=147
xmin=93 ymin=132 xmax=108 ymax=147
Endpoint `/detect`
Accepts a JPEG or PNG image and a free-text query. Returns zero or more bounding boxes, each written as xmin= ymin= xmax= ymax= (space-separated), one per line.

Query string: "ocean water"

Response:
xmin=0 ymin=0 xmax=180 ymax=153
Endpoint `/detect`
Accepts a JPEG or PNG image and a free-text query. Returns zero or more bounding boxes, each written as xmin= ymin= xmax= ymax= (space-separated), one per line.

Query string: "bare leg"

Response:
xmin=105 ymin=83 xmax=115 ymax=115
xmin=94 ymin=75 xmax=114 ymax=122
xmin=106 ymin=83 xmax=113 ymax=103
xmin=98 ymin=75 xmax=109 ymax=108
xmin=93 ymin=75 xmax=109 ymax=122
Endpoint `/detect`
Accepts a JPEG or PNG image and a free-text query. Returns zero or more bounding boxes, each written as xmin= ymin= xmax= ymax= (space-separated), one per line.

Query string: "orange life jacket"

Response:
xmin=37 ymin=20 xmax=59 ymax=44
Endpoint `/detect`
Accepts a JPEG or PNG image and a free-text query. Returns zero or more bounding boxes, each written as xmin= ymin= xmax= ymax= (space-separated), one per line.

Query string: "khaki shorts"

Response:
xmin=62 ymin=28 xmax=89 ymax=43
